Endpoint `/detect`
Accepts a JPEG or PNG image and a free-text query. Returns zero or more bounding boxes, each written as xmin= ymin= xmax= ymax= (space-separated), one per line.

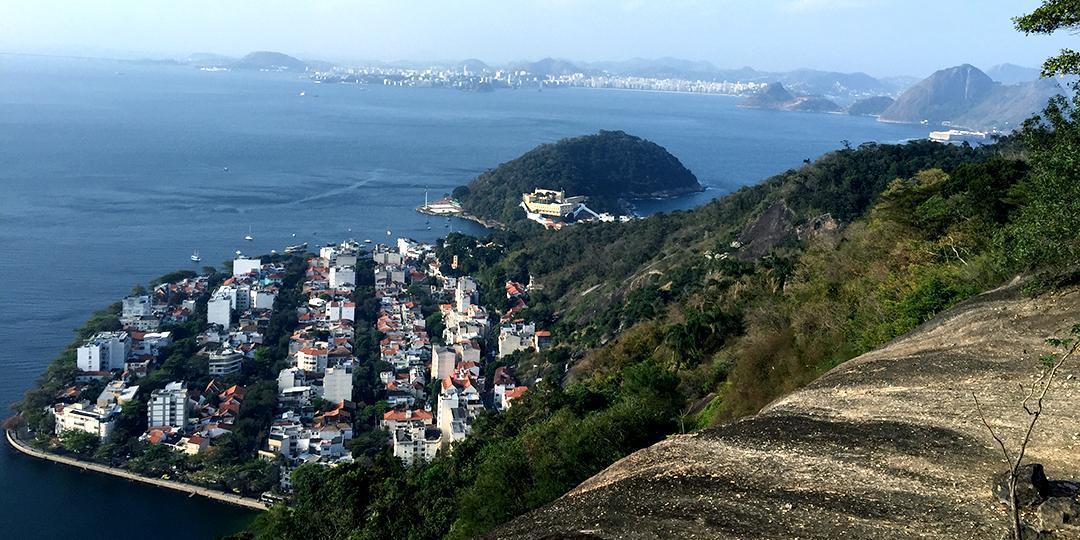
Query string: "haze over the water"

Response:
xmin=0 ymin=0 xmax=1073 ymax=77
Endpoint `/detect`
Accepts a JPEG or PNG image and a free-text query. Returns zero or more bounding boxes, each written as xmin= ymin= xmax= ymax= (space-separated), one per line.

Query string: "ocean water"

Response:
xmin=0 ymin=54 xmax=929 ymax=539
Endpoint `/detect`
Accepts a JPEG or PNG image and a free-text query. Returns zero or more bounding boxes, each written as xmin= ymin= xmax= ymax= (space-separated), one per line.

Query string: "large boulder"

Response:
xmin=1036 ymin=496 xmax=1080 ymax=532
xmin=993 ymin=464 xmax=1051 ymax=509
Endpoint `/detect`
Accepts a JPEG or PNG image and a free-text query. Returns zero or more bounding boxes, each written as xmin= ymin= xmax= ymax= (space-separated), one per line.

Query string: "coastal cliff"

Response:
xmin=492 ymin=283 xmax=1080 ymax=539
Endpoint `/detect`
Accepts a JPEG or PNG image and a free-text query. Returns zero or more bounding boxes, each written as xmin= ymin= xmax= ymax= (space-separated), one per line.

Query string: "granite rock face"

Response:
xmin=492 ymin=284 xmax=1080 ymax=539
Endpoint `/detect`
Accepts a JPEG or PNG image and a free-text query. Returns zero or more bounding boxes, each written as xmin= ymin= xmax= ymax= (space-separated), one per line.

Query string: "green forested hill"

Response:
xmin=246 ymin=85 xmax=1080 ymax=540
xmin=453 ymin=130 xmax=702 ymax=221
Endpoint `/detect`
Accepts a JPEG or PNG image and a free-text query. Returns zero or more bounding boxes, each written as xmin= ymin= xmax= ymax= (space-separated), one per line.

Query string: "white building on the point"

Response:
xmin=52 ymin=401 xmax=120 ymax=438
xmin=76 ymin=331 xmax=131 ymax=372
xmin=147 ymin=381 xmax=190 ymax=430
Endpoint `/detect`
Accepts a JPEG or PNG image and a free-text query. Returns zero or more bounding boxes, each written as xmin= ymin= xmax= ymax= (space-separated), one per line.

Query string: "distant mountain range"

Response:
xmin=508 ymin=57 xmax=907 ymax=102
xmin=879 ymin=64 xmax=1065 ymax=130
xmin=985 ymin=63 xmax=1042 ymax=84
xmin=164 ymin=52 xmax=1063 ymax=129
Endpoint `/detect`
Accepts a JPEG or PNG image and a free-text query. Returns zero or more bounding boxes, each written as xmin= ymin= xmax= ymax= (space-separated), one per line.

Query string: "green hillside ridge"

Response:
xmin=453 ymin=130 xmax=702 ymax=222
xmin=242 ymin=89 xmax=1080 ymax=539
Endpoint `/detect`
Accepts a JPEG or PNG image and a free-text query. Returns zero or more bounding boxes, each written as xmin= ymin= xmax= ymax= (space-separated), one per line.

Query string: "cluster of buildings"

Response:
xmin=262 ymin=241 xmax=362 ymax=481
xmin=206 ymin=256 xmax=283 ymax=332
xmin=520 ymin=188 xmax=631 ymax=229
xmin=76 ymin=276 xmax=210 ymax=376
xmin=372 ymin=240 xmax=441 ymax=464
xmin=373 ymin=238 xmax=533 ymax=465
xmin=54 ymin=276 xmax=213 ymax=439
xmin=142 ymin=380 xmax=248 ymax=455
xmin=308 ymin=65 xmax=768 ymax=97
xmin=47 ymin=234 xmax=548 ymax=493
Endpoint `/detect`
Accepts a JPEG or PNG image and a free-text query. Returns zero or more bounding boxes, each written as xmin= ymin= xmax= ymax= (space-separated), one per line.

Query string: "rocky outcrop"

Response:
xmin=492 ymin=284 xmax=1080 ymax=539
xmin=735 ymin=201 xmax=797 ymax=260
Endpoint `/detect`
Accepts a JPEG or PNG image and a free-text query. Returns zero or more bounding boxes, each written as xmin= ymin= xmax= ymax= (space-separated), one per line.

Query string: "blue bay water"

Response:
xmin=0 ymin=54 xmax=928 ymax=538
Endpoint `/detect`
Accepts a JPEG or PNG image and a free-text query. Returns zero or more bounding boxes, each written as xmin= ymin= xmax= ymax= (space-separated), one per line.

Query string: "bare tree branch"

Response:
xmin=973 ymin=332 xmax=1079 ymax=540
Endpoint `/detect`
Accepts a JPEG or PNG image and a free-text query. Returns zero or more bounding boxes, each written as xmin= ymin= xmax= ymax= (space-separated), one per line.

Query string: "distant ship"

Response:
xmin=244 ymin=225 xmax=254 ymax=241
xmin=284 ymin=242 xmax=308 ymax=254
xmin=190 ymin=249 xmax=201 ymax=262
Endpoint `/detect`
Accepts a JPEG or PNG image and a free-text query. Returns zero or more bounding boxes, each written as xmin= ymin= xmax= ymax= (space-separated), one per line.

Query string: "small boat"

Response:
xmin=386 ymin=229 xmax=392 ymax=236
xmin=284 ymin=242 xmax=308 ymax=254
xmin=364 ymin=239 xmax=372 ymax=244
xmin=190 ymin=250 xmax=201 ymax=262
xmin=223 ymin=166 xmax=229 ymax=172
xmin=299 ymin=90 xmax=306 ymax=97
xmin=244 ymin=225 xmax=254 ymax=241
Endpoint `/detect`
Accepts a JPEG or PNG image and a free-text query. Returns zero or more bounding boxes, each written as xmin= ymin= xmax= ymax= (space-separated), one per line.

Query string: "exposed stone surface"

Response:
xmin=491 ymin=284 xmax=1080 ymax=539
xmin=993 ymin=464 xmax=1051 ymax=509
xmin=1037 ymin=497 xmax=1080 ymax=533
xmin=735 ymin=201 xmax=796 ymax=260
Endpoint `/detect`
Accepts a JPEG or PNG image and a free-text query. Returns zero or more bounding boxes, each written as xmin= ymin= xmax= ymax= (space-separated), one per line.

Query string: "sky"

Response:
xmin=0 ymin=0 xmax=1075 ymax=77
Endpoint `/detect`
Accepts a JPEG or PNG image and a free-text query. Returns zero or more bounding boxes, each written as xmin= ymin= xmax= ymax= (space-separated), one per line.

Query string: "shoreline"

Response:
xmin=5 ymin=429 xmax=268 ymax=511
xmin=416 ymin=206 xmax=506 ymax=230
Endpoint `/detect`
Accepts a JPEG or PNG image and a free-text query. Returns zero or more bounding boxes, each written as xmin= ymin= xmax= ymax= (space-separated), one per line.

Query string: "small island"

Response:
xmin=447 ymin=130 xmax=703 ymax=225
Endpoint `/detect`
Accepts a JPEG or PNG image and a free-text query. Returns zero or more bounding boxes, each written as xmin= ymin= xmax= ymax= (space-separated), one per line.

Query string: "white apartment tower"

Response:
xmin=147 ymin=381 xmax=189 ymax=430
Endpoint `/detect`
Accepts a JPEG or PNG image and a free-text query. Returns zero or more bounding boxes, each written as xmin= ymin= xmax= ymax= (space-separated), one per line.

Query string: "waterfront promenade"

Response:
xmin=5 ymin=429 xmax=268 ymax=511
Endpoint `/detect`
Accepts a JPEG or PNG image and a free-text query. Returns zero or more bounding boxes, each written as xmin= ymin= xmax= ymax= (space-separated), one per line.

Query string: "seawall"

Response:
xmin=6 ymin=429 xmax=267 ymax=511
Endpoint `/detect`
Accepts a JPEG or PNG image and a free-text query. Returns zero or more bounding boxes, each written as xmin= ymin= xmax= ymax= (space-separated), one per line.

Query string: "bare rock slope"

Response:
xmin=492 ymin=283 xmax=1080 ymax=539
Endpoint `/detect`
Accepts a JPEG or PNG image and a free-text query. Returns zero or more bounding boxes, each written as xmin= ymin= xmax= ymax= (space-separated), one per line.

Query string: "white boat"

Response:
xmin=244 ymin=225 xmax=254 ymax=241
xmin=190 ymin=250 xmax=201 ymax=262
xmin=364 ymin=239 xmax=372 ymax=244
xmin=386 ymin=229 xmax=392 ymax=236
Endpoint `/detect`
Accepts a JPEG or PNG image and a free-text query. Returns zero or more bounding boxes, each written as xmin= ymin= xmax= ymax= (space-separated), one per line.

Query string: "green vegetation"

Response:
xmin=453 ymin=130 xmax=702 ymax=222
xmin=241 ymin=123 xmax=1080 ymax=539
xmin=1015 ymin=0 xmax=1080 ymax=77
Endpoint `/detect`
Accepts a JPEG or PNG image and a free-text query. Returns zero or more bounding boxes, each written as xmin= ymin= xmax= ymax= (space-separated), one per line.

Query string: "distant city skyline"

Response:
xmin=0 ymin=0 xmax=1074 ymax=78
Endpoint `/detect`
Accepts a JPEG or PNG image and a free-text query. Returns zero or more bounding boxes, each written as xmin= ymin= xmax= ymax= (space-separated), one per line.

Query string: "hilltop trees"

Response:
xmin=1016 ymin=0 xmax=1080 ymax=77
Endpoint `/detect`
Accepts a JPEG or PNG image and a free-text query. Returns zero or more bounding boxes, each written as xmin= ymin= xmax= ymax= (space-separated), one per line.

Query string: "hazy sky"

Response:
xmin=0 ymin=0 xmax=1074 ymax=77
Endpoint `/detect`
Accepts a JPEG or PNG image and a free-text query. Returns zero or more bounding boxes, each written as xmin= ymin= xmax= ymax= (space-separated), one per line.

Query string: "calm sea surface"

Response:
xmin=0 ymin=54 xmax=928 ymax=538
